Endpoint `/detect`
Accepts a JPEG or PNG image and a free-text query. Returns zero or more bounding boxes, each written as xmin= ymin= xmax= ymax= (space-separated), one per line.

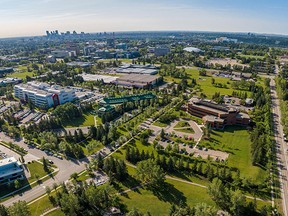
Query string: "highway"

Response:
xmin=270 ymin=65 xmax=288 ymax=216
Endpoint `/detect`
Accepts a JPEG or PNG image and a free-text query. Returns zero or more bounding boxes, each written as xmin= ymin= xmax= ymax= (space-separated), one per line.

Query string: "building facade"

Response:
xmin=14 ymin=82 xmax=76 ymax=109
xmin=0 ymin=157 xmax=24 ymax=185
xmin=187 ymin=98 xmax=250 ymax=129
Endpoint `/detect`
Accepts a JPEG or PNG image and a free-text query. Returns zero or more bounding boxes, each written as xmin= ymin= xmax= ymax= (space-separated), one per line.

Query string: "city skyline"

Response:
xmin=0 ymin=0 xmax=288 ymax=38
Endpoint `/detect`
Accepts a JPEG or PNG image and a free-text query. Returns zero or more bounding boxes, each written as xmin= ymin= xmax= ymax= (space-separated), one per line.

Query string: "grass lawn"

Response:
xmin=152 ymin=121 xmax=168 ymax=128
xmin=27 ymin=161 xmax=50 ymax=183
xmin=164 ymin=68 xmax=252 ymax=99
xmin=174 ymin=127 xmax=194 ymax=134
xmin=29 ymin=192 xmax=56 ymax=216
xmin=119 ymin=178 xmax=215 ymax=215
xmin=63 ymin=113 xmax=95 ymax=128
xmin=199 ymin=126 xmax=266 ymax=183
xmin=7 ymin=71 xmax=35 ymax=79
xmin=174 ymin=121 xmax=190 ymax=128
xmin=46 ymin=209 xmax=64 ymax=216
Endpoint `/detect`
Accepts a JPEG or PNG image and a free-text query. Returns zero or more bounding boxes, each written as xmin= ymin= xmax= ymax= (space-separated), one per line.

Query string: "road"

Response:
xmin=270 ymin=65 xmax=288 ymax=216
xmin=0 ymin=132 xmax=89 ymax=206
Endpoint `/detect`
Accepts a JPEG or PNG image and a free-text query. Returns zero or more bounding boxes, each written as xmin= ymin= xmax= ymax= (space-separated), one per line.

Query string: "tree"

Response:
xmin=135 ymin=159 xmax=165 ymax=188
xmin=8 ymin=201 xmax=30 ymax=216
xmin=14 ymin=180 xmax=21 ymax=190
xmin=126 ymin=208 xmax=144 ymax=216
xmin=0 ymin=204 xmax=8 ymax=216
xmin=194 ymin=203 xmax=217 ymax=216
xmin=160 ymin=129 xmax=165 ymax=139
xmin=70 ymin=172 xmax=78 ymax=181
xmin=230 ymin=190 xmax=246 ymax=216
xmin=59 ymin=193 xmax=82 ymax=216
xmin=42 ymin=157 xmax=49 ymax=173
xmin=45 ymin=186 xmax=51 ymax=196
xmin=208 ymin=178 xmax=231 ymax=212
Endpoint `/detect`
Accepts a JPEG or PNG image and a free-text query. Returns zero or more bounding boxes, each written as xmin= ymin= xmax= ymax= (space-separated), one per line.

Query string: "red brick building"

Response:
xmin=187 ymin=98 xmax=250 ymax=129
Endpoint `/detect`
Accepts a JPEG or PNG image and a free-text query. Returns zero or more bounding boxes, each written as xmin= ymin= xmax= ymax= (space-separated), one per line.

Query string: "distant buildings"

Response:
xmin=14 ymin=81 xmax=76 ymax=109
xmin=51 ymin=50 xmax=70 ymax=58
xmin=154 ymin=46 xmax=170 ymax=56
xmin=216 ymin=37 xmax=238 ymax=43
xmin=113 ymin=74 xmax=162 ymax=88
xmin=0 ymin=157 xmax=24 ymax=185
xmin=0 ymin=67 xmax=14 ymax=75
xmin=0 ymin=77 xmax=22 ymax=86
xmin=187 ymin=98 xmax=250 ymax=129
xmin=116 ymin=64 xmax=158 ymax=75
xmin=116 ymin=43 xmax=127 ymax=50
xmin=81 ymin=73 xmax=118 ymax=84
xmin=46 ymin=55 xmax=56 ymax=63
xmin=67 ymin=62 xmax=92 ymax=68
xmin=183 ymin=47 xmax=204 ymax=53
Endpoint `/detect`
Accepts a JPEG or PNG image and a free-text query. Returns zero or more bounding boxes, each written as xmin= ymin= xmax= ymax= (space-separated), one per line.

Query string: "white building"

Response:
xmin=51 ymin=50 xmax=70 ymax=58
xmin=14 ymin=81 xmax=76 ymax=109
xmin=0 ymin=157 xmax=24 ymax=185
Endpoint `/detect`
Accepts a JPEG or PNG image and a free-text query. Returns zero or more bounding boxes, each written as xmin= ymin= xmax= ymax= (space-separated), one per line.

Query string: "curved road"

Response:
xmin=0 ymin=132 xmax=88 ymax=206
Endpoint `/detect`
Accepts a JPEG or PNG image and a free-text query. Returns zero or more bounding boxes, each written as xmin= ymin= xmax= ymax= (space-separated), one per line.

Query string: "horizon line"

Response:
xmin=1 ymin=29 xmax=288 ymax=40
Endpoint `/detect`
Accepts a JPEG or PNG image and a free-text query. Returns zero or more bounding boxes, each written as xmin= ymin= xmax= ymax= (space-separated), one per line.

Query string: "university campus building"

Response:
xmin=0 ymin=157 xmax=24 ymax=185
xmin=187 ymin=98 xmax=250 ymax=129
xmin=14 ymin=81 xmax=76 ymax=109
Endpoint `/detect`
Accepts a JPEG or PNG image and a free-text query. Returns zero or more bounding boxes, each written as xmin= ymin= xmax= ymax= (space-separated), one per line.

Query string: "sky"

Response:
xmin=0 ymin=0 xmax=287 ymax=38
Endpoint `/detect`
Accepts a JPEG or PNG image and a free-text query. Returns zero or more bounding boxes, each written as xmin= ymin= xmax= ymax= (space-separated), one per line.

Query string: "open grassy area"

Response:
xmin=174 ymin=127 xmax=194 ymax=134
xmin=29 ymin=192 xmax=56 ymax=216
xmin=119 ymin=178 xmax=214 ymax=215
xmin=7 ymin=71 xmax=34 ymax=79
xmin=63 ymin=113 xmax=95 ymax=128
xmin=163 ymin=68 xmax=253 ymax=99
xmin=27 ymin=161 xmax=51 ymax=183
xmin=174 ymin=121 xmax=190 ymax=128
xmin=199 ymin=126 xmax=266 ymax=183
xmin=152 ymin=121 xmax=168 ymax=128
xmin=46 ymin=209 xmax=64 ymax=216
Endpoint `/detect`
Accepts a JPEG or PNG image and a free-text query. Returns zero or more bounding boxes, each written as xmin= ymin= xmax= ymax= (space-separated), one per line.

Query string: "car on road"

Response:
xmin=48 ymin=159 xmax=54 ymax=164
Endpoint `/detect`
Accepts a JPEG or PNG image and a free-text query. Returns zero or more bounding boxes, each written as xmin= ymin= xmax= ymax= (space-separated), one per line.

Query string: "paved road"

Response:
xmin=270 ymin=66 xmax=288 ymax=216
xmin=0 ymin=132 xmax=88 ymax=206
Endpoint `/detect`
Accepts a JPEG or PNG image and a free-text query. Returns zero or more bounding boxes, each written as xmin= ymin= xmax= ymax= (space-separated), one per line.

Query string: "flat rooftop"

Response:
xmin=82 ymin=73 xmax=118 ymax=83
xmin=203 ymin=115 xmax=224 ymax=123
xmin=116 ymin=74 xmax=160 ymax=83
xmin=0 ymin=157 xmax=17 ymax=166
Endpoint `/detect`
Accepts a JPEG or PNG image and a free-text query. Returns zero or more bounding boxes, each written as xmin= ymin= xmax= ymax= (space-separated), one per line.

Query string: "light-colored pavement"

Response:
xmin=270 ymin=66 xmax=288 ymax=216
xmin=166 ymin=118 xmax=203 ymax=142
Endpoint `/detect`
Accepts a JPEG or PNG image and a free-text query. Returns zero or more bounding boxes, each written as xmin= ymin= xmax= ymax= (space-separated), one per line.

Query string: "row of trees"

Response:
xmin=250 ymin=81 xmax=272 ymax=166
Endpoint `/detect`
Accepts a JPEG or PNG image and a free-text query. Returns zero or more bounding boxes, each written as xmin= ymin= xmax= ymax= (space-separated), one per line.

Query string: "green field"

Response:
xmin=174 ymin=121 xmax=190 ymax=128
xmin=174 ymin=127 xmax=194 ymax=134
xmin=119 ymin=178 xmax=214 ymax=215
xmin=46 ymin=209 xmax=64 ymax=216
xmin=164 ymin=68 xmax=252 ymax=99
xmin=63 ymin=113 xmax=95 ymax=128
xmin=152 ymin=121 xmax=169 ymax=128
xmin=7 ymin=71 xmax=35 ymax=79
xmin=29 ymin=193 xmax=56 ymax=216
xmin=27 ymin=161 xmax=51 ymax=183
xmin=199 ymin=126 xmax=266 ymax=183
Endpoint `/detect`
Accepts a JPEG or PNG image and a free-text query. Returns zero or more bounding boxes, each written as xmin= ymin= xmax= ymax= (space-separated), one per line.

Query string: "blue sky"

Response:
xmin=0 ymin=0 xmax=287 ymax=38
